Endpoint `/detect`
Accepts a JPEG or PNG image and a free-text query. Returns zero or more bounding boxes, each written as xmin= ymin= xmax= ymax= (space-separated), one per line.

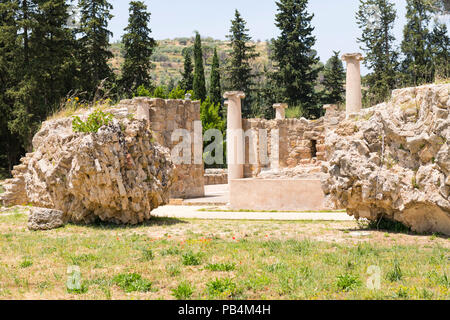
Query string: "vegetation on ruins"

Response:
xmin=72 ymin=109 xmax=113 ymax=133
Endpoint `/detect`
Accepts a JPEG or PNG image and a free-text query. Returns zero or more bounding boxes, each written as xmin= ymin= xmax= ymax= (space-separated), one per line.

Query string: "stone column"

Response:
xmin=273 ymin=103 xmax=288 ymax=120
xmin=224 ymin=91 xmax=245 ymax=183
xmin=342 ymin=53 xmax=364 ymax=118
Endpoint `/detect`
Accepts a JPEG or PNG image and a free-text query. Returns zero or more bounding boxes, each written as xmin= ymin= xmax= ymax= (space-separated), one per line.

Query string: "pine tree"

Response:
xmin=120 ymin=1 xmax=156 ymax=97
xmin=401 ymin=0 xmax=434 ymax=85
xmin=226 ymin=9 xmax=259 ymax=118
xmin=429 ymin=21 xmax=450 ymax=79
xmin=180 ymin=50 xmax=194 ymax=91
xmin=9 ymin=0 xmax=77 ymax=149
xmin=356 ymin=0 xmax=398 ymax=104
xmin=209 ymin=48 xmax=221 ymax=105
xmin=322 ymin=51 xmax=345 ymax=105
xmin=193 ymin=32 xmax=206 ymax=101
xmin=0 ymin=0 xmax=24 ymax=172
xmin=78 ymin=0 xmax=114 ymax=99
xmin=272 ymin=0 xmax=321 ymax=119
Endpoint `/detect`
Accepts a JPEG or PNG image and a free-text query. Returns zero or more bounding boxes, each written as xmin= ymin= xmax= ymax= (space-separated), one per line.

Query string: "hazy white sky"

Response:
xmin=108 ymin=0 xmax=449 ymax=74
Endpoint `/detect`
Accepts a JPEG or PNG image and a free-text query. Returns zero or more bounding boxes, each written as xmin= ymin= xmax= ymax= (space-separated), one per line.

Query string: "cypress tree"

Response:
xmin=272 ymin=0 xmax=321 ymax=119
xmin=193 ymin=32 xmax=206 ymax=101
xmin=209 ymin=48 xmax=222 ymax=105
xmin=401 ymin=0 xmax=434 ymax=85
xmin=120 ymin=1 xmax=156 ymax=97
xmin=322 ymin=51 xmax=345 ymax=105
xmin=226 ymin=9 xmax=259 ymax=118
xmin=356 ymin=0 xmax=398 ymax=104
xmin=77 ymin=0 xmax=114 ymax=99
xmin=180 ymin=50 xmax=194 ymax=91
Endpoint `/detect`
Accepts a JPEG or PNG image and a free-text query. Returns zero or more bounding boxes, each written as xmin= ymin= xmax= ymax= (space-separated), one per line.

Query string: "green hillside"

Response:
xmin=110 ymin=37 xmax=272 ymax=88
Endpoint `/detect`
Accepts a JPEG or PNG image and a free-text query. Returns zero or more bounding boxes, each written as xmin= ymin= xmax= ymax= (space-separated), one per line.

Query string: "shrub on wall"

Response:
xmin=72 ymin=110 xmax=114 ymax=133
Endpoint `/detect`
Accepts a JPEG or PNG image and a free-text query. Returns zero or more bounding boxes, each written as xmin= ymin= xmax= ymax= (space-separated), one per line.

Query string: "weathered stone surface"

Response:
xmin=25 ymin=116 xmax=174 ymax=225
xmin=28 ymin=207 xmax=65 ymax=231
xmin=322 ymin=84 xmax=450 ymax=235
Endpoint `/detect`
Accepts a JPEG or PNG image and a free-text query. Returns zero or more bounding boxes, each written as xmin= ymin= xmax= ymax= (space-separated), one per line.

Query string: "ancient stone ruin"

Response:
xmin=1 ymin=51 xmax=449 ymax=235
xmin=322 ymin=83 xmax=450 ymax=235
xmin=0 ymin=97 xmax=205 ymax=227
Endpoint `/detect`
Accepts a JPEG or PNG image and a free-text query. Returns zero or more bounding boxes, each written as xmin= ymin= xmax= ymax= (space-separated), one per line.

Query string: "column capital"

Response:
xmin=341 ymin=53 xmax=364 ymax=62
xmin=273 ymin=103 xmax=288 ymax=110
xmin=223 ymin=91 xmax=246 ymax=100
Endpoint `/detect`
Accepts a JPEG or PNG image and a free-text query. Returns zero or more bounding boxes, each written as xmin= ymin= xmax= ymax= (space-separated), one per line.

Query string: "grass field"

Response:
xmin=0 ymin=206 xmax=448 ymax=300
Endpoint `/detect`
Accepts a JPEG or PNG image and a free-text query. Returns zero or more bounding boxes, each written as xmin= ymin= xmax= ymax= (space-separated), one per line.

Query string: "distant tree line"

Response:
xmin=0 ymin=0 xmax=449 ymax=175
xmin=357 ymin=0 xmax=450 ymax=107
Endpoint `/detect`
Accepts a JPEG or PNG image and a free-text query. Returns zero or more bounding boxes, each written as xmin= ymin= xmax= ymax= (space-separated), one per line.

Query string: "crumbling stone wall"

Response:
xmin=242 ymin=106 xmax=343 ymax=177
xmin=116 ymin=97 xmax=205 ymax=199
xmin=204 ymin=169 xmax=228 ymax=185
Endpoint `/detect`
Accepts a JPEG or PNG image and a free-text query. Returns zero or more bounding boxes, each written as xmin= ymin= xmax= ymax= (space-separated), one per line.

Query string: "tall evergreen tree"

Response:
xmin=209 ymin=48 xmax=222 ymax=105
xmin=356 ymin=0 xmax=398 ymax=104
xmin=77 ymin=0 xmax=114 ymax=98
xmin=0 ymin=0 xmax=24 ymax=172
xmin=401 ymin=0 xmax=434 ymax=85
xmin=120 ymin=1 xmax=156 ymax=97
xmin=322 ymin=51 xmax=345 ymax=105
xmin=226 ymin=9 xmax=259 ymax=118
xmin=193 ymin=32 xmax=206 ymax=101
xmin=272 ymin=0 xmax=321 ymax=119
xmin=180 ymin=50 xmax=194 ymax=91
xmin=430 ymin=21 xmax=450 ymax=79
xmin=10 ymin=0 xmax=77 ymax=149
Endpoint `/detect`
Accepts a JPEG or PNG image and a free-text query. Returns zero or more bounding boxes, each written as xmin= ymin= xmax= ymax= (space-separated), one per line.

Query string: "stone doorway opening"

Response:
xmin=311 ymin=140 xmax=317 ymax=158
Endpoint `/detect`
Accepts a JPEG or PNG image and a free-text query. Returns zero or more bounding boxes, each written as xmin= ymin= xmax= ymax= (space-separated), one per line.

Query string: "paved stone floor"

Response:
xmin=182 ymin=184 xmax=229 ymax=205
xmin=152 ymin=205 xmax=354 ymax=221
xmin=164 ymin=184 xmax=353 ymax=221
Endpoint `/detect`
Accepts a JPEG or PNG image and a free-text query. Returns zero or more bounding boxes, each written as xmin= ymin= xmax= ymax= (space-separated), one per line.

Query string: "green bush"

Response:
xmin=140 ymin=247 xmax=154 ymax=261
xmin=285 ymin=106 xmax=304 ymax=119
xmin=168 ymin=86 xmax=186 ymax=99
xmin=19 ymin=259 xmax=33 ymax=268
xmin=205 ymin=262 xmax=236 ymax=272
xmin=152 ymin=86 xmax=168 ymax=99
xmin=206 ymin=278 xmax=239 ymax=298
xmin=181 ymin=251 xmax=202 ymax=266
xmin=66 ymin=281 xmax=89 ymax=294
xmin=112 ymin=273 xmax=152 ymax=293
xmin=135 ymin=84 xmax=152 ymax=97
xmin=172 ymin=281 xmax=194 ymax=299
xmin=386 ymin=260 xmax=403 ymax=282
xmin=336 ymin=273 xmax=361 ymax=291
xmin=72 ymin=110 xmax=114 ymax=133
